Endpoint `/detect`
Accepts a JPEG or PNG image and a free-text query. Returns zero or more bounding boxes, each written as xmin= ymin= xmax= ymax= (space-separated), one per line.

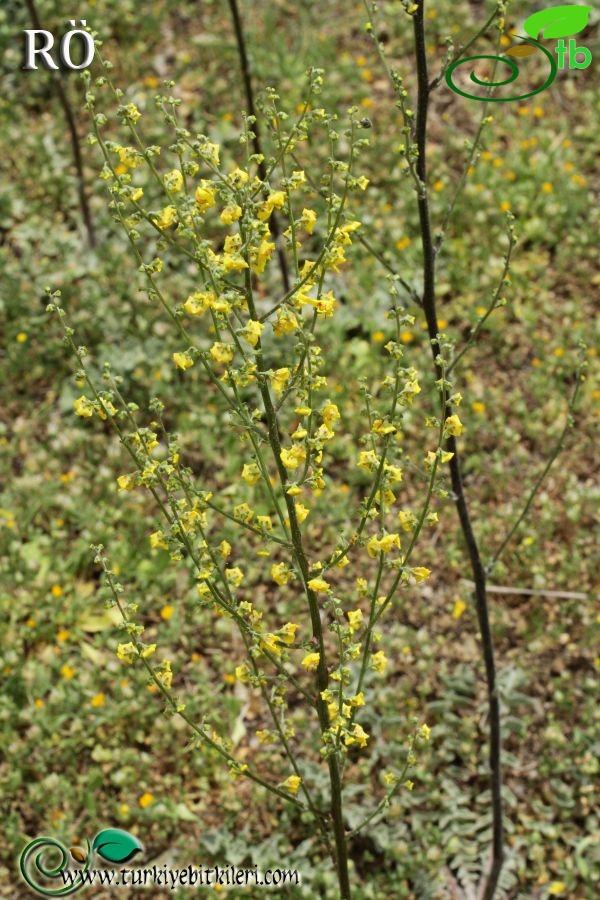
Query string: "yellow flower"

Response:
xmin=307 ymin=577 xmax=330 ymax=594
xmin=220 ymin=204 xmax=242 ymax=225
xmin=91 ymin=692 xmax=106 ymax=708
xmin=195 ymin=181 xmax=217 ymax=211
xmin=251 ymin=238 xmax=276 ymax=275
xmin=280 ymin=445 xmax=306 ymax=470
xmin=56 ymin=628 xmax=70 ymax=642
xmin=241 ymin=320 xmax=263 ymax=347
xmin=261 ymin=632 xmax=283 ymax=657
xmin=222 ymin=251 xmax=249 ymax=272
xmin=300 ymin=208 xmax=317 ymax=234
xmin=60 ymin=664 xmax=75 ymax=680
xmin=548 ymin=884 xmax=566 ymax=896
xmin=345 ymin=723 xmax=369 ymax=748
xmin=150 ymin=531 xmax=168 ymax=550
xmin=278 ymin=622 xmax=299 ymax=645
xmin=173 ymin=351 xmax=194 ymax=370
xmin=419 ymin=723 xmax=431 ymax=741
xmin=281 ymin=775 xmax=302 ymax=795
xmin=241 ymin=462 xmax=261 ymax=485
xmin=379 ymin=533 xmax=401 ymax=552
xmin=160 ymin=604 xmax=174 ymax=621
xmin=164 ymin=169 xmax=183 ymax=192
xmin=156 ymin=659 xmax=173 ymax=690
xmin=274 ymin=308 xmax=299 ymax=336
xmin=271 ymin=562 xmax=291 ymax=586
xmin=301 ymin=652 xmax=320 ymax=671
xmin=347 ymin=609 xmax=363 ymax=633
xmin=322 ymin=401 xmax=340 ymax=428
xmin=16 ymin=332 xmax=28 ymax=343
xmin=200 ymin=141 xmax=220 ymax=166
xmin=209 ymin=342 xmax=234 ymax=365
xmin=357 ymin=450 xmax=379 ymax=471
xmin=138 ymin=792 xmax=154 ymax=809
xmin=350 ymin=692 xmax=365 ymax=707
xmin=411 ymin=567 xmax=431 ymax=582
xmin=371 ymin=419 xmax=396 ymax=435
xmin=117 ymin=643 xmax=138 ymax=665
xmin=542 ymin=181 xmax=554 ymax=194
xmin=385 ymin=465 xmax=403 ymax=486
xmin=471 ymin=401 xmax=486 ymax=414
xmin=117 ymin=474 xmax=136 ymax=491
xmin=51 ymin=584 xmax=63 ymax=598
xmin=452 ymin=598 xmax=467 ymax=619
xmin=444 ymin=414 xmax=464 ymax=437
xmin=154 ymin=205 xmax=177 ymax=230
xmin=257 ymin=190 xmax=286 ymax=221
xmin=116 ymin=145 xmax=141 ymax=169
xmin=370 ymin=650 xmax=387 ymax=674
xmin=225 ymin=567 xmax=244 ymax=587
xmin=74 ymin=396 xmax=94 ymax=418
xmin=233 ymin=502 xmax=254 ymax=523
xmin=227 ymin=167 xmax=249 ymax=186
xmin=183 ymin=291 xmax=214 ymax=316
xmin=294 ymin=502 xmax=310 ymax=524
xmin=219 ymin=540 xmax=232 ymax=558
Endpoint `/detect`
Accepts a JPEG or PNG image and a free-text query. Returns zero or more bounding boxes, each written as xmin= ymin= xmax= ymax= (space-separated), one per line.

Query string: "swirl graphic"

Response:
xmin=19 ymin=837 xmax=90 ymax=896
xmin=445 ymin=36 xmax=558 ymax=101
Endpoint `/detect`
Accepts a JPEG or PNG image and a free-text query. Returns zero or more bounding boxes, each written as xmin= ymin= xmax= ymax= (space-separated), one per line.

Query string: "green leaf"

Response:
xmin=92 ymin=829 xmax=143 ymax=864
xmin=523 ymin=5 xmax=592 ymax=40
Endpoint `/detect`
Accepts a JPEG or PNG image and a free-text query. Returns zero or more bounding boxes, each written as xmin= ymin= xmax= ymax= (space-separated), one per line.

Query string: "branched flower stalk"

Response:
xmin=44 ymin=47 xmax=463 ymax=897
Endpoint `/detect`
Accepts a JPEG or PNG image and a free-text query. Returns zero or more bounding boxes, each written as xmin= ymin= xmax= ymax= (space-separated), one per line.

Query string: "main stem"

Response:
xmin=412 ymin=7 xmax=503 ymax=898
xmin=244 ymin=287 xmax=351 ymax=898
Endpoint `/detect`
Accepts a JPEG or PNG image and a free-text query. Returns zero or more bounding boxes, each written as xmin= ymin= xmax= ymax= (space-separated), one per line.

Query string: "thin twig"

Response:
xmin=412 ymin=6 xmax=503 ymax=898
xmin=486 ymin=369 xmax=584 ymax=575
xmin=463 ymin=582 xmax=588 ymax=601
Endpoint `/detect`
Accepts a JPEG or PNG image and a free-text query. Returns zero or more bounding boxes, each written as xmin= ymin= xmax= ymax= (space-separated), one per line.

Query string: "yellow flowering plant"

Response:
xmin=44 ymin=54 xmax=452 ymax=897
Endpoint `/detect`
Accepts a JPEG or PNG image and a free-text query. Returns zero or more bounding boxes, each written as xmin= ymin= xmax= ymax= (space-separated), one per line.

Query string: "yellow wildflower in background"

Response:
xmin=370 ymin=650 xmax=387 ymax=674
xmin=138 ymin=792 xmax=154 ymax=809
xmin=271 ymin=563 xmax=291 ymax=586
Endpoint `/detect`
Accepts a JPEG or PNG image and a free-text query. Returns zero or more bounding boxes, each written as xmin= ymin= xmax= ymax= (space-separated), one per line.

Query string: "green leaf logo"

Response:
xmin=523 ymin=5 xmax=593 ymax=40
xmin=92 ymin=829 xmax=143 ymax=864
